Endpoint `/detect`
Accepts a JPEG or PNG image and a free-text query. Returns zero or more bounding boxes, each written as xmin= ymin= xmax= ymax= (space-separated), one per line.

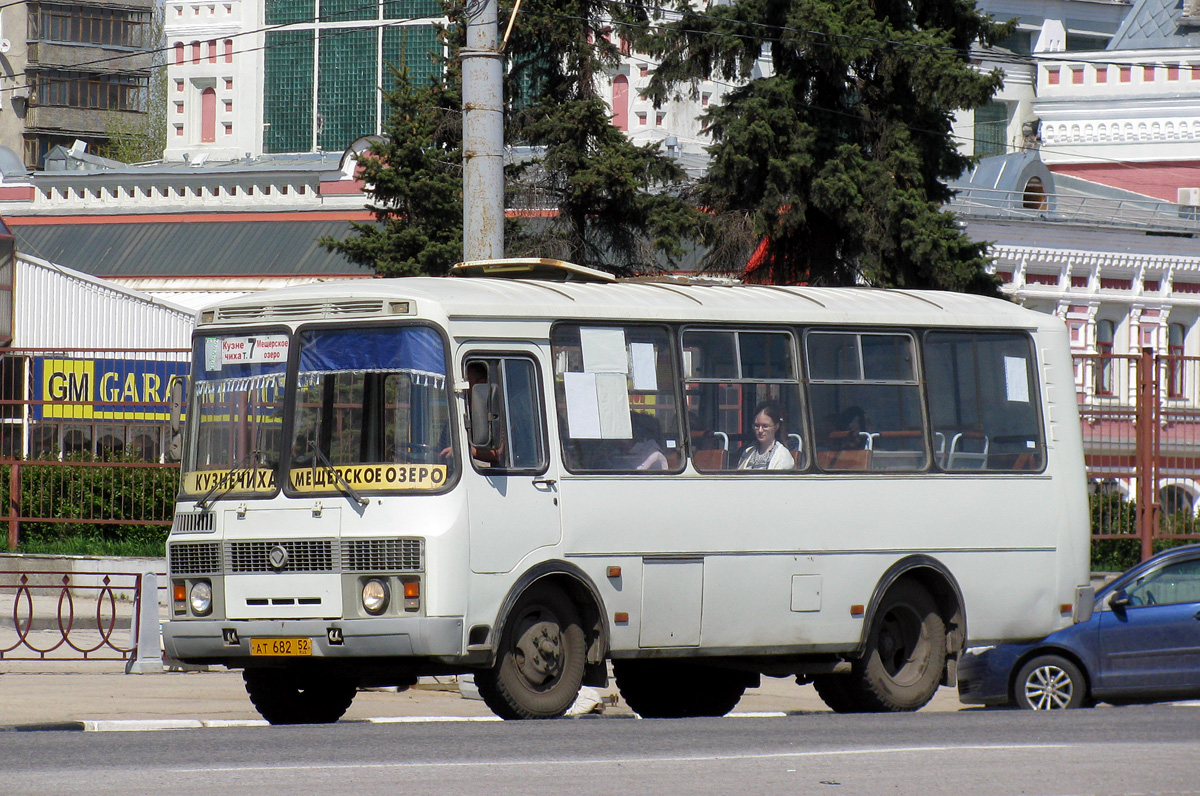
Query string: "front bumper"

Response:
xmin=956 ymin=644 xmax=1028 ymax=706
xmin=163 ymin=615 xmax=465 ymax=663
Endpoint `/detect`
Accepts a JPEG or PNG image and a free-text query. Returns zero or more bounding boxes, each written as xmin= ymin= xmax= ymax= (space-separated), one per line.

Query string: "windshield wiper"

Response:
xmin=309 ymin=443 xmax=368 ymax=507
xmin=195 ymin=450 xmax=270 ymax=510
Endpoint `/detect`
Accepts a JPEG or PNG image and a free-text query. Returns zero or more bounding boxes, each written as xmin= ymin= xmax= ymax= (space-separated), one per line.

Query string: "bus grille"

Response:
xmin=169 ymin=542 xmax=222 ymax=575
xmin=342 ymin=538 xmax=424 ymax=572
xmin=172 ymin=512 xmax=215 ymax=533
xmin=227 ymin=540 xmax=335 ymax=573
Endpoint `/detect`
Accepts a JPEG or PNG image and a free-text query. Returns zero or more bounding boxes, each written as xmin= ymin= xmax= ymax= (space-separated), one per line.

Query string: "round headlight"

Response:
xmin=362 ymin=578 xmax=390 ymax=615
xmin=189 ymin=580 xmax=213 ymax=616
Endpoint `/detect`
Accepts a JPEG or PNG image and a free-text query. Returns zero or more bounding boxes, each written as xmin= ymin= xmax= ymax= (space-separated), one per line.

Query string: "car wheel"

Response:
xmin=849 ymin=580 xmax=947 ymax=712
xmin=243 ymin=668 xmax=358 ymax=724
xmin=475 ymin=583 xmax=586 ymax=719
xmin=614 ymin=660 xmax=747 ymax=718
xmin=813 ymin=674 xmax=868 ymax=713
xmin=1014 ymin=655 xmax=1087 ymax=710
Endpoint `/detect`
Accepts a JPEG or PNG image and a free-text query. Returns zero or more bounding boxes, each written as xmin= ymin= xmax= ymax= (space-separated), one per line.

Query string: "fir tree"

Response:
xmin=504 ymin=0 xmax=702 ymax=275
xmin=321 ymin=54 xmax=463 ymax=277
xmin=633 ymin=0 xmax=1009 ymax=292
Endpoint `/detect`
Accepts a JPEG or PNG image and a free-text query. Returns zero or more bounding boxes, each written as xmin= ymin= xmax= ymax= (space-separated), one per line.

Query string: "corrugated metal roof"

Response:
xmin=204 ymin=276 xmax=1055 ymax=332
xmin=10 ymin=219 xmax=374 ymax=279
xmin=15 ymin=255 xmax=195 ymax=349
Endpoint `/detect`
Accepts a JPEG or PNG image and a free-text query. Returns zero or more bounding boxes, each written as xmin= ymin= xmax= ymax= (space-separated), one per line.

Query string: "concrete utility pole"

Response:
xmin=460 ymin=0 xmax=505 ymax=261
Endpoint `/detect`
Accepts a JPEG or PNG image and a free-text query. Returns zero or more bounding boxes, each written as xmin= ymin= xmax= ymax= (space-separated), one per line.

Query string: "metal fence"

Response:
xmin=0 ymin=570 xmax=142 ymax=661
xmin=0 ymin=346 xmax=187 ymax=550
xmin=1075 ymin=349 xmax=1200 ymax=559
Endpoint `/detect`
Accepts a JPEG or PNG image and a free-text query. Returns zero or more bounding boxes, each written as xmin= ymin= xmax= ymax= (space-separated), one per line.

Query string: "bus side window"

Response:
xmin=551 ymin=324 xmax=682 ymax=473
xmin=807 ymin=331 xmax=927 ymax=472
xmin=683 ymin=329 xmax=805 ymax=472
xmin=923 ymin=331 xmax=1045 ymax=473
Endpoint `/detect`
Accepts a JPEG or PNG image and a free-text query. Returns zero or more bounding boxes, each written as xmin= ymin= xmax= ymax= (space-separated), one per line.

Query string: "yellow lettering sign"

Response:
xmin=182 ymin=468 xmax=279 ymax=495
xmin=288 ymin=464 xmax=448 ymax=493
xmin=42 ymin=359 xmax=95 ymax=419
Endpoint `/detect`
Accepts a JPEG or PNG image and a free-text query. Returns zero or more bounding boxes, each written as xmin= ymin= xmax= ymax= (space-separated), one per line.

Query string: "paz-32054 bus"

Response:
xmin=163 ymin=259 xmax=1091 ymax=722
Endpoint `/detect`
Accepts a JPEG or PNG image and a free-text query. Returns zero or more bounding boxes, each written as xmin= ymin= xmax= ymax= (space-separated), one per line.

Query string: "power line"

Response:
xmin=5 ymin=0 xmax=1185 ymax=175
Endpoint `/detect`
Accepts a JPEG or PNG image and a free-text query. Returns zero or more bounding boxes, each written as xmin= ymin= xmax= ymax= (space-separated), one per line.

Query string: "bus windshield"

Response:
xmin=183 ymin=332 xmax=290 ymax=498
xmin=287 ymin=325 xmax=454 ymax=494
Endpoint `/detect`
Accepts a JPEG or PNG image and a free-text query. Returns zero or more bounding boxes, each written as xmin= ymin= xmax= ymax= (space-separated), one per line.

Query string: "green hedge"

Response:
xmin=1 ymin=454 xmax=178 ymax=556
xmin=1089 ymin=491 xmax=1199 ymax=573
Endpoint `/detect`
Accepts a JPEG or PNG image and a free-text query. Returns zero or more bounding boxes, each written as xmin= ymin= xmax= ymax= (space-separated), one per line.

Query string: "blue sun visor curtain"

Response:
xmin=298 ymin=326 xmax=447 ymax=386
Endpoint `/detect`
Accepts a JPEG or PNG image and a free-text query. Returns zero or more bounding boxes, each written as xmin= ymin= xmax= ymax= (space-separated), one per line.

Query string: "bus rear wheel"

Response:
xmin=243 ymin=668 xmax=358 ymax=725
xmin=812 ymin=674 xmax=867 ymax=713
xmin=840 ymin=581 xmax=946 ymax=713
xmin=475 ymin=583 xmax=586 ymax=720
xmin=614 ymin=660 xmax=747 ymax=718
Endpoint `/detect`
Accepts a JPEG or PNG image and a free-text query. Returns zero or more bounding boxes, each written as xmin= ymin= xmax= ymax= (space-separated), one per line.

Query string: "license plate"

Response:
xmin=250 ymin=637 xmax=312 ymax=657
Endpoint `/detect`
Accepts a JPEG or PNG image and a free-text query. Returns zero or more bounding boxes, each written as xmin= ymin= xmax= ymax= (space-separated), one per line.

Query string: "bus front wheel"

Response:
xmin=475 ymin=583 xmax=586 ymax=719
xmin=843 ymin=580 xmax=946 ymax=713
xmin=243 ymin=668 xmax=358 ymax=724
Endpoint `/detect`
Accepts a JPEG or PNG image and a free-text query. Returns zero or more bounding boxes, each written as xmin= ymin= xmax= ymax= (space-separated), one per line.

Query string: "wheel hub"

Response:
xmin=1025 ymin=665 xmax=1073 ymax=709
xmin=513 ymin=620 xmax=562 ymax=687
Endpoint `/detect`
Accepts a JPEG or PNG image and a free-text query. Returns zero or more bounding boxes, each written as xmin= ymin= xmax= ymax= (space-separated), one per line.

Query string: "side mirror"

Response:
xmin=469 ymin=382 xmax=500 ymax=449
xmin=167 ymin=376 xmax=186 ymax=462
xmin=1109 ymin=589 xmax=1130 ymax=610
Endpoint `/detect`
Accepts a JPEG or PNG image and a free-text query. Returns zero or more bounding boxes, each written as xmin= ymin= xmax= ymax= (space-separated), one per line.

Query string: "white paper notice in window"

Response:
xmin=564 ymin=372 xmax=601 ymax=438
xmin=581 ymin=327 xmax=628 ymax=373
xmin=630 ymin=343 xmax=658 ymax=391
xmin=595 ymin=372 xmax=633 ymax=438
xmin=1004 ymin=356 xmax=1030 ymax=403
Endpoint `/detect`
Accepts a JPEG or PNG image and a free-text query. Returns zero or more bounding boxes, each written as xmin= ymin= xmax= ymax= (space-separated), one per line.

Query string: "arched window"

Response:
xmin=612 ymin=75 xmax=629 ymax=131
xmin=224 ymin=39 xmax=234 ymax=63
xmin=201 ymin=87 xmax=217 ymax=143
xmin=174 ymin=42 xmax=184 ymax=66
xmin=191 ymin=41 xmax=201 ymax=64
xmin=1022 ymin=176 xmax=1047 ymax=210
xmin=1161 ymin=484 xmax=1195 ymax=516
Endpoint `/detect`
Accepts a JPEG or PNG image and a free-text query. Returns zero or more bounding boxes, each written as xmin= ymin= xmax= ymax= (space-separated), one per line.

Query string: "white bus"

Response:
xmin=163 ymin=259 xmax=1092 ymax=722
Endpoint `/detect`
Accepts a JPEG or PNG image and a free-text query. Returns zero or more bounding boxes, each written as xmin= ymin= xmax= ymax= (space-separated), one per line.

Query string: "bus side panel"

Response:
xmin=561 ymin=473 xmax=1080 ymax=653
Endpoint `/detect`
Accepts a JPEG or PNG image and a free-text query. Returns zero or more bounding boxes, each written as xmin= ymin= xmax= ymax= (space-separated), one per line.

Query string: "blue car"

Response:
xmin=959 ymin=544 xmax=1200 ymax=709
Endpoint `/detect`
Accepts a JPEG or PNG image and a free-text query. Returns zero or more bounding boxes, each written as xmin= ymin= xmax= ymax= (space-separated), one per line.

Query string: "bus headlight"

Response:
xmin=362 ymin=578 xmax=390 ymax=615
xmin=189 ymin=581 xmax=213 ymax=616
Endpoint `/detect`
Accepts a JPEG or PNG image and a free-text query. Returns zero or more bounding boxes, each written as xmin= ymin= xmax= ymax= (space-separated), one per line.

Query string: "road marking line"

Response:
xmin=171 ymin=743 xmax=1073 ymax=774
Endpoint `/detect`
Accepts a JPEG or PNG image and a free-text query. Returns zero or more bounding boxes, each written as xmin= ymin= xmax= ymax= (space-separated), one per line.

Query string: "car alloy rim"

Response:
xmin=1024 ymin=664 xmax=1074 ymax=709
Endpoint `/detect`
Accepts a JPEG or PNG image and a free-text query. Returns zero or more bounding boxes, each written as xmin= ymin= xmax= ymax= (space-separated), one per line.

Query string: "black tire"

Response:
xmin=812 ymin=674 xmax=867 ymax=714
xmin=844 ymin=580 xmax=947 ymax=712
xmin=475 ymin=583 xmax=586 ymax=719
xmin=1014 ymin=655 xmax=1087 ymax=710
xmin=614 ymin=660 xmax=747 ymax=718
xmin=243 ymin=668 xmax=358 ymax=725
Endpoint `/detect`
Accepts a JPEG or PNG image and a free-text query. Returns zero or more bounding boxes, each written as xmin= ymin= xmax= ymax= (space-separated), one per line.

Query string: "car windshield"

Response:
xmin=181 ymin=332 xmax=290 ymax=497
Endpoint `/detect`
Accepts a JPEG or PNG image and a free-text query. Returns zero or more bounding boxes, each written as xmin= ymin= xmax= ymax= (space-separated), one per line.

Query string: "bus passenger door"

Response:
xmin=462 ymin=349 xmax=561 ymax=574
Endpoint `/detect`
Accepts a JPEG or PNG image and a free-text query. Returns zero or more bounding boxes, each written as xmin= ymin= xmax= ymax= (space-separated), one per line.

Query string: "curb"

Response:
xmin=0 ymin=710 xmax=786 ymax=733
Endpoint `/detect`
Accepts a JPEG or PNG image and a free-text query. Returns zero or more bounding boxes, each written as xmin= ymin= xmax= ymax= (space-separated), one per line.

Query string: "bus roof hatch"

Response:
xmin=450 ymin=258 xmax=617 ymax=283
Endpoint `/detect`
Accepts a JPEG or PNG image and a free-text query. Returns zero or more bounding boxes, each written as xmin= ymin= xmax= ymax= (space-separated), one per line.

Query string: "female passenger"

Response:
xmin=736 ymin=401 xmax=794 ymax=470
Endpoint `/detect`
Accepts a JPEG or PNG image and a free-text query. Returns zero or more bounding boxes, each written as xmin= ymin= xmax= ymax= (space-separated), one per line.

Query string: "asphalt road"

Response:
xmin=2 ymin=703 xmax=1198 ymax=796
